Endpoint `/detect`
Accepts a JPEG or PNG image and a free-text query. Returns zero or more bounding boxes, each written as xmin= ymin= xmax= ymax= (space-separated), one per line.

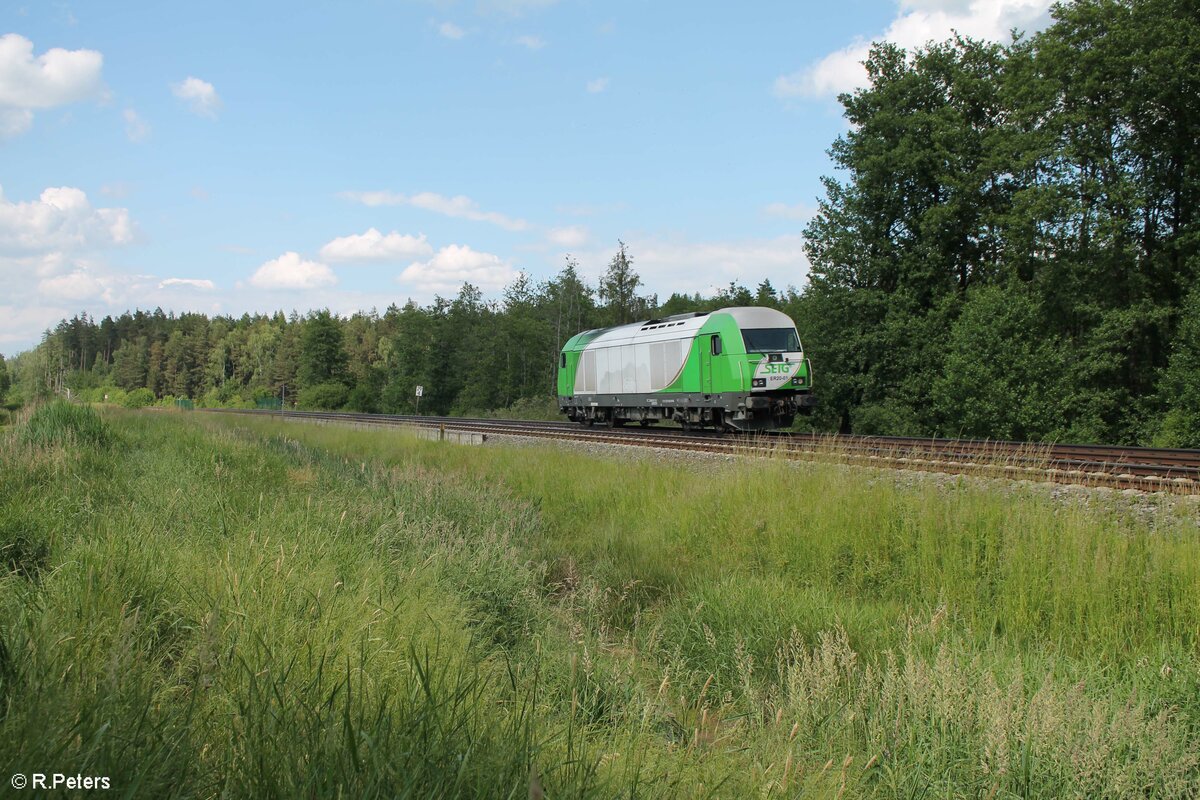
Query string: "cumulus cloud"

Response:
xmin=546 ymin=225 xmax=589 ymax=248
xmin=400 ymin=245 xmax=516 ymax=293
xmin=339 ymin=190 xmax=528 ymax=231
xmin=515 ymin=35 xmax=545 ymax=49
xmin=319 ymin=228 xmax=433 ymax=263
xmin=123 ymin=108 xmax=148 ymax=142
xmin=158 ymin=277 xmax=215 ymax=290
xmin=249 ymin=252 xmax=336 ymax=290
xmin=0 ymin=33 xmax=104 ymax=138
xmin=438 ymin=21 xmax=466 ymax=39
xmin=38 ymin=268 xmax=105 ymax=301
xmin=774 ymin=0 xmax=1053 ymax=98
xmin=0 ymin=185 xmax=134 ymax=255
xmin=171 ymin=76 xmax=222 ymax=117
xmin=586 ymin=77 xmax=608 ymax=93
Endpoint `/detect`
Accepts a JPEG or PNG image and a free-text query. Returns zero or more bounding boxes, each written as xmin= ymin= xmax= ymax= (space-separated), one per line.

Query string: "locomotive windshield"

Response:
xmin=741 ymin=328 xmax=801 ymax=353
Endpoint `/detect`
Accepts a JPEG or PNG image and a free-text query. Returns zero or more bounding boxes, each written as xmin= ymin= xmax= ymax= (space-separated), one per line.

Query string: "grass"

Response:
xmin=2 ymin=403 xmax=1199 ymax=797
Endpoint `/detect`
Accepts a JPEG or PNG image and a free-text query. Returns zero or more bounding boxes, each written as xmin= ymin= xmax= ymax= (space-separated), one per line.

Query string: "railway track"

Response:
xmin=203 ymin=408 xmax=1200 ymax=493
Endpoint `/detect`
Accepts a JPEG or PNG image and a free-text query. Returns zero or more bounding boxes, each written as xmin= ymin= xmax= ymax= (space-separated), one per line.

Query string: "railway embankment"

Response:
xmin=3 ymin=404 xmax=1199 ymax=798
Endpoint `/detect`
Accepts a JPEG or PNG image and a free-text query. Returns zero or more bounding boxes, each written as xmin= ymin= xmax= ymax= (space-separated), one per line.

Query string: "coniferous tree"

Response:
xmin=598 ymin=241 xmax=655 ymax=326
xmin=298 ymin=310 xmax=346 ymax=389
xmin=9 ymin=0 xmax=1197 ymax=442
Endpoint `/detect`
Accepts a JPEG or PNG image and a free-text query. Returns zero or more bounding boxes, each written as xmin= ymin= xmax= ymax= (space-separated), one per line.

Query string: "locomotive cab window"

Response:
xmin=741 ymin=328 xmax=801 ymax=353
xmin=711 ymin=335 xmax=722 ymax=356
xmin=560 ymin=353 xmax=566 ymax=368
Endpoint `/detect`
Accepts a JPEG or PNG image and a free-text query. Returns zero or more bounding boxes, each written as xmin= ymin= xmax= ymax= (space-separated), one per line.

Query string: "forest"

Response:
xmin=4 ymin=0 xmax=1199 ymax=447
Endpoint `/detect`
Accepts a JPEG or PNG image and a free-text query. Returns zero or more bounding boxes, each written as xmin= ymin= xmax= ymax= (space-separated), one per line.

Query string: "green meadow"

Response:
xmin=2 ymin=403 xmax=1199 ymax=797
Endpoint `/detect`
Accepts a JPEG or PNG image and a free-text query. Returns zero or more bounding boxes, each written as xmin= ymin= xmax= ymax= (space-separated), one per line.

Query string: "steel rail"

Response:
xmin=201 ymin=408 xmax=1200 ymax=492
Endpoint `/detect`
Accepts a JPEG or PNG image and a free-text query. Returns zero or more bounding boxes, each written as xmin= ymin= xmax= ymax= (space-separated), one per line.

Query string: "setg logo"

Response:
xmin=752 ymin=356 xmax=801 ymax=389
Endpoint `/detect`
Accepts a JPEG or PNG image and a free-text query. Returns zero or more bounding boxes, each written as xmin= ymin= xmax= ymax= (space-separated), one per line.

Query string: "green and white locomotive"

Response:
xmin=556 ymin=306 xmax=814 ymax=431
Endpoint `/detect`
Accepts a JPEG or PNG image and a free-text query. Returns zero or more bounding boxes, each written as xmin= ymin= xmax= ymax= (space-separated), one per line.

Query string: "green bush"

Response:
xmin=78 ymin=386 xmax=127 ymax=405
xmin=297 ymin=382 xmax=349 ymax=410
xmin=344 ymin=385 xmax=378 ymax=413
xmin=122 ymin=388 xmax=155 ymax=409
xmin=21 ymin=401 xmax=112 ymax=449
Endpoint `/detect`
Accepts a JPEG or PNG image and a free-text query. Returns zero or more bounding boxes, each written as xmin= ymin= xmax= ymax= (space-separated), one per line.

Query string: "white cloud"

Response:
xmin=546 ymin=225 xmax=589 ymax=248
xmin=339 ymin=190 xmax=528 ymax=231
xmin=249 ymin=252 xmax=336 ymax=290
xmin=515 ymin=35 xmax=545 ymax=49
xmin=341 ymin=190 xmax=404 ymax=206
xmin=171 ymin=76 xmax=222 ymax=118
xmin=0 ymin=303 xmax=72 ymax=348
xmin=764 ymin=202 xmax=816 ymax=221
xmin=438 ymin=21 xmax=466 ymax=39
xmin=774 ymin=0 xmax=1053 ymax=98
xmin=319 ymin=228 xmax=433 ymax=263
xmin=400 ymin=245 xmax=516 ymax=293
xmin=123 ymin=107 xmax=148 ymax=142
xmin=158 ymin=277 xmax=215 ymax=290
xmin=0 ymin=33 xmax=103 ymax=138
xmin=586 ymin=77 xmax=608 ymax=93
xmin=38 ymin=268 xmax=105 ymax=301
xmin=0 ymin=185 xmax=134 ymax=255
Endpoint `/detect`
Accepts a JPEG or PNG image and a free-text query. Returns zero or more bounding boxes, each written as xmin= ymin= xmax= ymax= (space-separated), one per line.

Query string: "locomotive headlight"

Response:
xmin=791 ymin=376 xmax=803 ymax=386
xmin=752 ymin=378 xmax=767 ymax=388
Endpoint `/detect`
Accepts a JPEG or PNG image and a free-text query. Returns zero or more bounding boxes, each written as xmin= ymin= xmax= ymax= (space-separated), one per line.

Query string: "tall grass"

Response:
xmin=20 ymin=400 xmax=113 ymax=448
xmin=3 ymin=408 xmax=1199 ymax=797
xmin=0 ymin=410 xmax=611 ymax=797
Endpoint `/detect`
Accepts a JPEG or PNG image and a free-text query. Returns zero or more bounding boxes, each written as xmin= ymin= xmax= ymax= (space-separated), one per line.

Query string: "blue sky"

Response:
xmin=0 ymin=0 xmax=1053 ymax=354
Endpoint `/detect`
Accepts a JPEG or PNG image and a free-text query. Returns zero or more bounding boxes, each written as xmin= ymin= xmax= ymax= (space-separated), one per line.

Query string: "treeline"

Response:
xmin=7 ymin=0 xmax=1200 ymax=446
xmin=797 ymin=0 xmax=1200 ymax=446
xmin=5 ymin=243 xmax=799 ymax=417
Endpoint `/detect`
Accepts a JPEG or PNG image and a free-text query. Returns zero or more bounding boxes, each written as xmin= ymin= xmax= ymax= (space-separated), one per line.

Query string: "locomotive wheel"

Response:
xmin=639 ymin=419 xmax=651 ymax=427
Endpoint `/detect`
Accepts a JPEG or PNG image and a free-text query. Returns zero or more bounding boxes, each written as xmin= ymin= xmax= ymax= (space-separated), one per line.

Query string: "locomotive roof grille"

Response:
xmin=638 ymin=311 xmax=708 ymax=330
